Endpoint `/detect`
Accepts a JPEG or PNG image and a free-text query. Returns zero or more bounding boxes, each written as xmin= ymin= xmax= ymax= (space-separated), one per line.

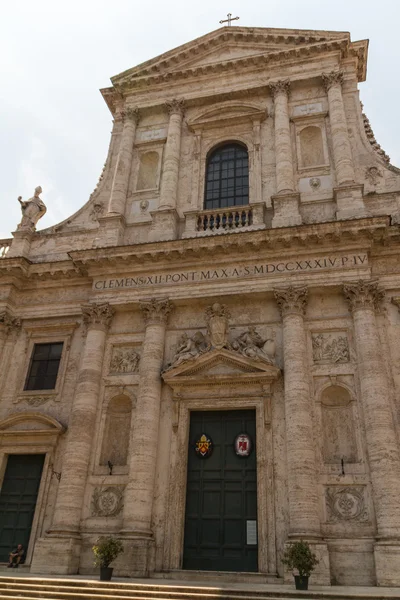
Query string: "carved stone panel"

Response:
xmin=91 ymin=486 xmax=124 ymax=517
xmin=109 ymin=346 xmax=140 ymax=374
xmin=312 ymin=332 xmax=350 ymax=363
xmin=325 ymin=486 xmax=369 ymax=523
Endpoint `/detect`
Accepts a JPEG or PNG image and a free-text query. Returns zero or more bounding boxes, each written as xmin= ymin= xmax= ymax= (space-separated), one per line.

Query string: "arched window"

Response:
xmin=204 ymin=143 xmax=249 ymax=209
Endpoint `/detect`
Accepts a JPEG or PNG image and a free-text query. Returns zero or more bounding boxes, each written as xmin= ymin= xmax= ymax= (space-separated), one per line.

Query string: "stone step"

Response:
xmin=0 ymin=577 xmax=399 ymax=600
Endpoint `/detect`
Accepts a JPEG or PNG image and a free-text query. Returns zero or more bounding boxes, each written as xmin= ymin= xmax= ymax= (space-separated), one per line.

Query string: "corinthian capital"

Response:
xmin=123 ymin=107 xmax=140 ymax=124
xmin=343 ymin=280 xmax=385 ymax=313
xmin=322 ymin=70 xmax=344 ymax=92
xmin=274 ymin=286 xmax=308 ymax=317
xmin=0 ymin=311 xmax=21 ymax=336
xmin=81 ymin=302 xmax=115 ymax=330
xmin=269 ymin=79 xmax=291 ymax=99
xmin=140 ymin=298 xmax=173 ymax=325
xmin=165 ymin=98 xmax=185 ymax=117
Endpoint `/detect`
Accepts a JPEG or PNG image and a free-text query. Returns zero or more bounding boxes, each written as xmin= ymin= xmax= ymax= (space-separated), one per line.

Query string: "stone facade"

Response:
xmin=1 ymin=25 xmax=400 ymax=587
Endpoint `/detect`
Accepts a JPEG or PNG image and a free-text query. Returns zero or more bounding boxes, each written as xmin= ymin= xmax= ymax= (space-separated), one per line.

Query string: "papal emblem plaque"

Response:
xmin=195 ymin=433 xmax=213 ymax=458
xmin=234 ymin=433 xmax=252 ymax=457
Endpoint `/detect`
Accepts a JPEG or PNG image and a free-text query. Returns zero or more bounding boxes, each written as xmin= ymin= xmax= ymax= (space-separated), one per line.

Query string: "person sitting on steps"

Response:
xmin=7 ymin=544 xmax=25 ymax=568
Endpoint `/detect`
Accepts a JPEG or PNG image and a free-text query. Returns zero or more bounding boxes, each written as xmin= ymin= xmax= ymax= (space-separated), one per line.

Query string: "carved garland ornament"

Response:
xmin=343 ymin=280 xmax=385 ymax=313
xmin=325 ymin=486 xmax=368 ymax=523
xmin=91 ymin=486 xmax=124 ymax=517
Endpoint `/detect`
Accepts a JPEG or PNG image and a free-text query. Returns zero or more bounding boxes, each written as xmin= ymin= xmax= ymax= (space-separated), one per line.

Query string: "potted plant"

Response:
xmin=282 ymin=540 xmax=319 ymax=590
xmin=92 ymin=536 xmax=124 ymax=581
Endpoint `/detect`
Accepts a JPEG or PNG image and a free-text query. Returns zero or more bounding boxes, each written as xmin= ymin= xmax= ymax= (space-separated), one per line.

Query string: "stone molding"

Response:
xmin=140 ymin=298 xmax=173 ymax=325
xmin=122 ymin=107 xmax=140 ymax=124
xmin=269 ymin=79 xmax=291 ymax=99
xmin=343 ymin=280 xmax=385 ymax=314
xmin=0 ymin=311 xmax=21 ymax=336
xmin=322 ymin=70 xmax=344 ymax=92
xmin=274 ymin=285 xmax=308 ymax=316
xmin=81 ymin=302 xmax=115 ymax=330
xmin=165 ymin=99 xmax=185 ymax=117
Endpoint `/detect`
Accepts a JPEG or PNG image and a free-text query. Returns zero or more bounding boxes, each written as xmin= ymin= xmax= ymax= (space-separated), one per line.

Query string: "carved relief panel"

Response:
xmin=109 ymin=345 xmax=140 ymax=374
xmin=312 ymin=332 xmax=350 ymax=364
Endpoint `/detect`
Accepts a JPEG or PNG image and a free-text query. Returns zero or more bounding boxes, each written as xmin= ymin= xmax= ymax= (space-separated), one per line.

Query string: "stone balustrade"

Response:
xmin=0 ymin=239 xmax=11 ymax=258
xmin=183 ymin=203 xmax=265 ymax=238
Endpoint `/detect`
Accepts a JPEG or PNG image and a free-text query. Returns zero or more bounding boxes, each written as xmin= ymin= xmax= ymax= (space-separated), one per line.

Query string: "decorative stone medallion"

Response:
xmin=195 ymin=434 xmax=213 ymax=458
xmin=234 ymin=433 xmax=252 ymax=457
xmin=325 ymin=486 xmax=368 ymax=523
xmin=91 ymin=486 xmax=124 ymax=517
xmin=309 ymin=177 xmax=321 ymax=189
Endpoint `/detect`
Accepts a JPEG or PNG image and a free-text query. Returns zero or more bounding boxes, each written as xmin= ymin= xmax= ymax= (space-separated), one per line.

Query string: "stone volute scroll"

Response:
xmin=140 ymin=298 xmax=173 ymax=324
xmin=343 ymin=279 xmax=385 ymax=313
xmin=17 ymin=186 xmax=47 ymax=231
xmin=81 ymin=302 xmax=115 ymax=331
xmin=274 ymin=285 xmax=308 ymax=316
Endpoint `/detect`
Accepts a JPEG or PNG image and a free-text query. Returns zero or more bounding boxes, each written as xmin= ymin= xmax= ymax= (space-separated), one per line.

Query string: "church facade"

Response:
xmin=1 ymin=25 xmax=400 ymax=587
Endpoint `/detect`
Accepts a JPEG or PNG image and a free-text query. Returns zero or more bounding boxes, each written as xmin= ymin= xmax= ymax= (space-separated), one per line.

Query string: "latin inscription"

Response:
xmin=93 ymin=253 xmax=368 ymax=291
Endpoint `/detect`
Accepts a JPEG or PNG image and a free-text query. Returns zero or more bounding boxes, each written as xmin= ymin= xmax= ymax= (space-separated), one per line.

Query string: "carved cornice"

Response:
xmin=123 ymin=107 xmax=140 ymax=124
xmin=165 ymin=99 xmax=185 ymax=117
xmin=322 ymin=70 xmax=344 ymax=92
xmin=343 ymin=279 xmax=385 ymax=313
xmin=269 ymin=79 xmax=291 ymax=99
xmin=81 ymin=302 xmax=115 ymax=330
xmin=274 ymin=285 xmax=308 ymax=317
xmin=0 ymin=311 xmax=21 ymax=336
xmin=140 ymin=298 xmax=173 ymax=325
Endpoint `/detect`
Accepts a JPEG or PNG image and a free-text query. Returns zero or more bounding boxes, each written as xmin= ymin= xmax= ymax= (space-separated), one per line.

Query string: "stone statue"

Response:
xmin=17 ymin=186 xmax=47 ymax=231
xmin=205 ymin=303 xmax=231 ymax=349
xmin=232 ymin=326 xmax=276 ymax=364
xmin=169 ymin=331 xmax=207 ymax=368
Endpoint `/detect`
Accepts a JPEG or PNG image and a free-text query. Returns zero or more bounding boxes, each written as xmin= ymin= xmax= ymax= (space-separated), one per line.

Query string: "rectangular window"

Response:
xmin=25 ymin=342 xmax=63 ymax=390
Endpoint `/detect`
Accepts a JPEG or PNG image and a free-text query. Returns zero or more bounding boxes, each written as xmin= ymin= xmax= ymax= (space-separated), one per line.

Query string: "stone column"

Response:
xmin=322 ymin=71 xmax=355 ymax=186
xmin=31 ymin=302 xmax=114 ymax=574
xmin=274 ymin=286 xmax=320 ymax=537
xmin=159 ymin=100 xmax=184 ymax=210
xmin=120 ymin=298 xmax=172 ymax=576
xmin=149 ymin=100 xmax=184 ymax=242
xmin=0 ymin=312 xmax=21 ymax=393
xmin=343 ymin=280 xmax=400 ymax=585
xmin=269 ymin=81 xmax=301 ymax=228
xmin=274 ymin=286 xmax=330 ymax=584
xmin=107 ymin=107 xmax=139 ymax=215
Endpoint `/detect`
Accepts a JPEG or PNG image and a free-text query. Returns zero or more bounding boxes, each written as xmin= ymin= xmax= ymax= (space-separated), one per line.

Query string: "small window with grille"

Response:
xmin=25 ymin=342 xmax=63 ymax=390
xmin=204 ymin=143 xmax=249 ymax=210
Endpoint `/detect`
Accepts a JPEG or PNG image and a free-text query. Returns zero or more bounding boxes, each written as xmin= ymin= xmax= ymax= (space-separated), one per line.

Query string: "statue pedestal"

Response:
xmin=7 ymin=229 xmax=34 ymax=258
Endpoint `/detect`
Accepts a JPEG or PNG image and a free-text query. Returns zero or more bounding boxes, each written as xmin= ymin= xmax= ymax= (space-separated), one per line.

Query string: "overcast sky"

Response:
xmin=1 ymin=0 xmax=399 ymax=239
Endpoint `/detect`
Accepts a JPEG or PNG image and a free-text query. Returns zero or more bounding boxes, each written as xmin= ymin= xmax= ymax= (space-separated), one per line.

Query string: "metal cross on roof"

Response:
xmin=219 ymin=13 xmax=240 ymax=26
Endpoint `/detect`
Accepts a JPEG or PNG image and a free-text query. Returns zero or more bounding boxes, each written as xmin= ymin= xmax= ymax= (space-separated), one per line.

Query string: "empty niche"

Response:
xmin=321 ymin=385 xmax=357 ymax=464
xmin=136 ymin=151 xmax=159 ymax=190
xmin=100 ymin=395 xmax=132 ymax=466
xmin=299 ymin=126 xmax=324 ymax=167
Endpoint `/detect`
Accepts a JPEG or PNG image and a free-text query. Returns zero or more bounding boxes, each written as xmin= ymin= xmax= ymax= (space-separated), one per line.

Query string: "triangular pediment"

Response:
xmin=110 ymin=26 xmax=365 ymax=87
xmin=162 ymin=348 xmax=280 ymax=389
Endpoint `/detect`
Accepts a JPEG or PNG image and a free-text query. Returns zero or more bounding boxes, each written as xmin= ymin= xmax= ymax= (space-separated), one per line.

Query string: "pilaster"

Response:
xmin=343 ymin=280 xmax=400 ymax=586
xmin=269 ymin=81 xmax=301 ymax=228
xmin=120 ymin=298 xmax=173 ymax=577
xmin=274 ymin=286 xmax=330 ymax=585
xmin=31 ymin=302 xmax=114 ymax=575
xmin=322 ymin=71 xmax=366 ymax=219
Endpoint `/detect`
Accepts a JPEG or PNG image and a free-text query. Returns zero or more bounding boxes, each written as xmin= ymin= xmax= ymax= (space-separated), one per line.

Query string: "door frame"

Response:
xmin=0 ymin=413 xmax=65 ymax=564
xmin=165 ymin=395 xmax=275 ymax=574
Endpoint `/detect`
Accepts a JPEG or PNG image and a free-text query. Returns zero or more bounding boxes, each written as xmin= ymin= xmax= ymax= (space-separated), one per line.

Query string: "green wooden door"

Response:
xmin=183 ymin=410 xmax=258 ymax=572
xmin=0 ymin=454 xmax=45 ymax=561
